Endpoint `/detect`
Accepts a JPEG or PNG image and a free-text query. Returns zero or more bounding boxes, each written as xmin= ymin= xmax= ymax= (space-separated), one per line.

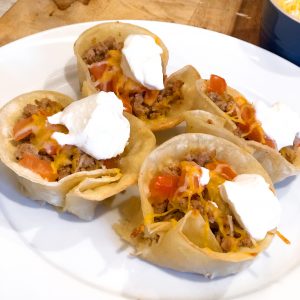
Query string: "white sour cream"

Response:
xmin=219 ymin=174 xmax=281 ymax=241
xmin=121 ymin=34 xmax=164 ymax=90
xmin=253 ymin=100 xmax=300 ymax=150
xmin=47 ymin=92 xmax=130 ymax=160
xmin=199 ymin=167 xmax=210 ymax=186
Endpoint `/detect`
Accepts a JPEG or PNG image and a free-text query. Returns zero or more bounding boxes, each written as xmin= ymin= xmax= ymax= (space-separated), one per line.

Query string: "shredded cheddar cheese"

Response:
xmin=89 ymin=49 xmax=159 ymax=114
xmin=205 ymin=80 xmax=275 ymax=148
xmin=148 ymin=160 xmax=253 ymax=252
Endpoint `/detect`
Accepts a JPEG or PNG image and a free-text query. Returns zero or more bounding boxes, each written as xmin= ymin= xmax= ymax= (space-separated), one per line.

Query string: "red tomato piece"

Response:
xmin=13 ymin=117 xmax=34 ymax=141
xmin=42 ymin=140 xmax=60 ymax=156
xmin=208 ymin=74 xmax=227 ymax=95
xmin=19 ymin=153 xmax=57 ymax=181
xmin=264 ymin=136 xmax=277 ymax=149
xmin=149 ymin=174 xmax=179 ymax=203
xmin=89 ymin=62 xmax=107 ymax=80
xmin=46 ymin=123 xmax=68 ymax=133
xmin=205 ymin=161 xmax=237 ymax=181
xmin=120 ymin=97 xmax=132 ymax=114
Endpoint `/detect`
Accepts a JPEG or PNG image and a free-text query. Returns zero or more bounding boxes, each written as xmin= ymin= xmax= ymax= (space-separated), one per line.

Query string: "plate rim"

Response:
xmin=0 ymin=20 xmax=299 ymax=300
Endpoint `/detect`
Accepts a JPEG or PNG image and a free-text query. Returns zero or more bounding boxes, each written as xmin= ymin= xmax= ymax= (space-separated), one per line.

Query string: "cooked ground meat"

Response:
xmin=206 ymin=207 xmax=216 ymax=223
xmin=159 ymin=80 xmax=184 ymax=98
xmin=15 ymin=143 xmax=38 ymax=160
xmin=206 ymin=91 xmax=234 ymax=113
xmin=38 ymin=149 xmax=54 ymax=161
xmin=132 ymin=93 xmax=150 ymax=117
xmin=239 ymin=236 xmax=253 ymax=248
xmin=57 ymin=165 xmax=72 ymax=180
xmin=161 ymin=209 xmax=185 ymax=222
xmin=56 ymin=146 xmax=109 ymax=180
xmin=14 ymin=99 xmax=119 ymax=181
xmin=152 ymin=200 xmax=168 ymax=214
xmin=22 ymin=98 xmax=62 ymax=118
xmin=84 ymin=38 xmax=183 ymax=120
xmin=185 ymin=150 xmax=216 ymax=166
xmin=131 ymin=79 xmax=184 ymax=119
xmin=190 ymin=198 xmax=204 ymax=212
xmin=168 ymin=164 xmax=181 ymax=176
xmin=22 ymin=103 xmax=40 ymax=118
xmin=221 ymin=236 xmax=234 ymax=252
xmin=83 ymin=37 xmax=123 ymax=65
xmin=73 ymin=150 xmax=99 ymax=172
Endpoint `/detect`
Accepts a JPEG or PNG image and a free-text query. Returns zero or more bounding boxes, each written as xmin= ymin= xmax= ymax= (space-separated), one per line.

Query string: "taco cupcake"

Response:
xmin=191 ymin=74 xmax=300 ymax=183
xmin=0 ymin=90 xmax=156 ymax=220
xmin=116 ymin=133 xmax=281 ymax=278
xmin=74 ymin=22 xmax=201 ymax=131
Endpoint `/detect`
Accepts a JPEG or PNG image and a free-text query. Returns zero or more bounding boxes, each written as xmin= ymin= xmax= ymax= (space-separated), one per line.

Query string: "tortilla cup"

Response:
xmin=192 ymin=79 xmax=239 ymax=132
xmin=74 ymin=22 xmax=201 ymax=131
xmin=142 ymin=65 xmax=201 ymax=131
xmin=184 ymin=110 xmax=300 ymax=183
xmin=0 ymin=90 xmax=156 ymax=220
xmin=116 ymin=133 xmax=275 ymax=278
xmin=74 ymin=21 xmax=168 ymax=98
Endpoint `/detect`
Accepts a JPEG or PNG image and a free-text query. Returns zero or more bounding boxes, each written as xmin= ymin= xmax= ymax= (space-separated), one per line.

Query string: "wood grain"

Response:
xmin=0 ymin=0 xmax=262 ymax=46
xmin=232 ymin=0 xmax=264 ymax=45
xmin=189 ymin=0 xmax=243 ymax=34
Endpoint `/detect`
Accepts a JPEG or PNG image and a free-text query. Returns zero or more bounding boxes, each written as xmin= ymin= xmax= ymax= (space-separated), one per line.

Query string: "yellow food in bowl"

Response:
xmin=275 ymin=0 xmax=300 ymax=20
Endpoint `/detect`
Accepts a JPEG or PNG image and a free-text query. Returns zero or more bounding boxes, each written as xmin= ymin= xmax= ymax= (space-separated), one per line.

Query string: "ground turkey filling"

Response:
xmin=204 ymin=77 xmax=300 ymax=163
xmin=13 ymin=98 xmax=119 ymax=181
xmin=82 ymin=37 xmax=184 ymax=120
xmin=147 ymin=151 xmax=254 ymax=253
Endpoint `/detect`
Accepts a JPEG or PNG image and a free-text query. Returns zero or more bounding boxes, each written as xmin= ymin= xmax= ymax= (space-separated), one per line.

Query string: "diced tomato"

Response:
xmin=247 ymin=125 xmax=265 ymax=144
xmin=121 ymin=98 xmax=132 ymax=114
xmin=265 ymin=136 xmax=277 ymax=149
xmin=241 ymin=104 xmax=255 ymax=122
xmin=13 ymin=117 xmax=34 ymax=141
xmin=149 ymin=173 xmax=179 ymax=203
xmin=144 ymin=90 xmax=160 ymax=106
xmin=42 ymin=140 xmax=60 ymax=156
xmin=208 ymin=74 xmax=227 ymax=95
xmin=103 ymin=156 xmax=119 ymax=168
xmin=89 ymin=62 xmax=107 ymax=80
xmin=19 ymin=153 xmax=57 ymax=181
xmin=104 ymin=79 xmax=115 ymax=92
xmin=205 ymin=161 xmax=237 ymax=181
xmin=46 ymin=123 xmax=68 ymax=133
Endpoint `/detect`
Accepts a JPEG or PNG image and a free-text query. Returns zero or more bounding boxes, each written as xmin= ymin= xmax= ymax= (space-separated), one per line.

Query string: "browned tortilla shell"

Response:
xmin=0 ymin=90 xmax=156 ymax=220
xmin=74 ymin=22 xmax=202 ymax=131
xmin=116 ymin=133 xmax=274 ymax=278
xmin=74 ymin=21 xmax=168 ymax=98
xmin=184 ymin=109 xmax=300 ymax=183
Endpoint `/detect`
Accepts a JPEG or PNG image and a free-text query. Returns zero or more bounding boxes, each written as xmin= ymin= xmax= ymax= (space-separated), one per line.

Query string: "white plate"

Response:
xmin=0 ymin=21 xmax=300 ymax=300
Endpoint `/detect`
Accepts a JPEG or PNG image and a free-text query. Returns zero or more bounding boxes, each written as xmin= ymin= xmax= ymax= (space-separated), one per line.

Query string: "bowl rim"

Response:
xmin=270 ymin=0 xmax=300 ymax=24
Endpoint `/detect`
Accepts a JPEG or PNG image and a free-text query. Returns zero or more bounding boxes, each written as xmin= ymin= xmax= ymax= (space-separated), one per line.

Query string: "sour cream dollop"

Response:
xmin=253 ymin=100 xmax=300 ymax=150
xmin=219 ymin=174 xmax=281 ymax=241
xmin=121 ymin=34 xmax=164 ymax=90
xmin=199 ymin=167 xmax=210 ymax=186
xmin=47 ymin=92 xmax=130 ymax=160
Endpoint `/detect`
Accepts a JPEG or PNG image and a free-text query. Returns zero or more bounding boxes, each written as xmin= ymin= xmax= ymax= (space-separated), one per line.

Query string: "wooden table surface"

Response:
xmin=0 ymin=0 xmax=264 ymax=47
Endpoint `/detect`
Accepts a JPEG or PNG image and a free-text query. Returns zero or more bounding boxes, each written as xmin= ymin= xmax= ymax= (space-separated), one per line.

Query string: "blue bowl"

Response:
xmin=260 ymin=0 xmax=300 ymax=66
